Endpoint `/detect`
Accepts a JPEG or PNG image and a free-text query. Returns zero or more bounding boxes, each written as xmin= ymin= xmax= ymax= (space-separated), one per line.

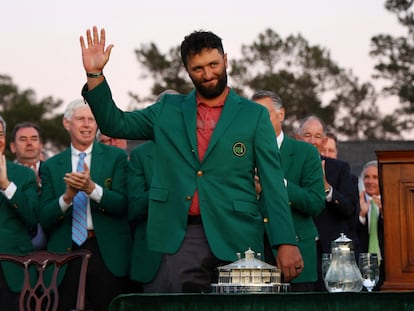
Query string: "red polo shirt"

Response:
xmin=188 ymin=93 xmax=226 ymax=215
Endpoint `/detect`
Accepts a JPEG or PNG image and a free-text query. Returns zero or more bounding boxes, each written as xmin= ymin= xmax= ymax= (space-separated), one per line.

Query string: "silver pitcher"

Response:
xmin=324 ymin=233 xmax=363 ymax=292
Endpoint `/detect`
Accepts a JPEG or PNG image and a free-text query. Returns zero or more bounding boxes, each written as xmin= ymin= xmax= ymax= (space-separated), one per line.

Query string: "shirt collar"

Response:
xmin=71 ymin=144 xmax=93 ymax=157
xmin=15 ymin=160 xmax=40 ymax=170
xmin=196 ymin=87 xmax=229 ymax=108
xmin=276 ymin=131 xmax=284 ymax=149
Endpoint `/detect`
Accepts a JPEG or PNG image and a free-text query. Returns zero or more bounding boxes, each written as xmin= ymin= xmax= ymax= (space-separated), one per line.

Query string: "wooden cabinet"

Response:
xmin=376 ymin=150 xmax=414 ymax=290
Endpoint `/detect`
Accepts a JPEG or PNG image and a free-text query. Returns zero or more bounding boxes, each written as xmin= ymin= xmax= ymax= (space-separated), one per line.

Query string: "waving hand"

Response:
xmin=80 ymin=26 xmax=113 ymax=88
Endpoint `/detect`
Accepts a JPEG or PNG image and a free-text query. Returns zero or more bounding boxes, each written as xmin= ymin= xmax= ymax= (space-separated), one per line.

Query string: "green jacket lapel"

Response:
xmin=203 ymin=89 xmax=241 ymax=160
xmin=182 ymin=91 xmax=199 ymax=163
xmin=90 ymin=143 xmax=104 ymax=182
xmin=280 ymin=135 xmax=295 ymax=174
xmin=56 ymin=149 xmax=72 ymax=192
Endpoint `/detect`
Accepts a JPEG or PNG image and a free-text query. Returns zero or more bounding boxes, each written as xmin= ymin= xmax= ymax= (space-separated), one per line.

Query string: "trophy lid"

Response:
xmin=331 ymin=233 xmax=354 ymax=251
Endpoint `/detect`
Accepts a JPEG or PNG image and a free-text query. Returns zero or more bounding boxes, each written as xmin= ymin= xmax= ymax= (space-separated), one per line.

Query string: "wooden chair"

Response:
xmin=0 ymin=249 xmax=91 ymax=311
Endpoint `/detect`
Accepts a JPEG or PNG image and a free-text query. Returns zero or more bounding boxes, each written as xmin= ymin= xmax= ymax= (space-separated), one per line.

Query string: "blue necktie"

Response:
xmin=72 ymin=152 xmax=88 ymax=246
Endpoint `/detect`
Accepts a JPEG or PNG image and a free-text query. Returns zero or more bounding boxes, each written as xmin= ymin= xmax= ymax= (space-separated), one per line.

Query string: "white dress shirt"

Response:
xmin=58 ymin=144 xmax=103 ymax=230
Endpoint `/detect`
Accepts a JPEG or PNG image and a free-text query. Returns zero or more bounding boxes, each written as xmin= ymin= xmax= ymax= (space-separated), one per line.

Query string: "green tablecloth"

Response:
xmin=109 ymin=292 xmax=414 ymax=311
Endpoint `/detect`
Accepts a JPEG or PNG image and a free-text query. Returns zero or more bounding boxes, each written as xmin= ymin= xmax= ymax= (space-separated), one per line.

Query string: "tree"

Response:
xmin=128 ymin=43 xmax=192 ymax=109
xmin=0 ymin=74 xmax=68 ymax=158
xmin=370 ymin=0 xmax=414 ymax=131
xmin=230 ymin=29 xmax=399 ymax=139
xmin=130 ymin=29 xmax=401 ymax=139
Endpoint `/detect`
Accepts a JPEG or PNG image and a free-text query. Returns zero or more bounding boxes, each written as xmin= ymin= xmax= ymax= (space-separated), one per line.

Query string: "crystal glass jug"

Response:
xmin=324 ymin=233 xmax=363 ymax=292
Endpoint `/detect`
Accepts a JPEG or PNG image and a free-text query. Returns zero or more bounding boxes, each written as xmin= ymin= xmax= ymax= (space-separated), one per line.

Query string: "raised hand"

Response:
xmin=0 ymin=155 xmax=10 ymax=190
xmin=371 ymin=195 xmax=382 ymax=215
xmin=321 ymin=159 xmax=331 ymax=192
xmin=80 ymin=26 xmax=113 ymax=75
xmin=359 ymin=190 xmax=369 ymax=218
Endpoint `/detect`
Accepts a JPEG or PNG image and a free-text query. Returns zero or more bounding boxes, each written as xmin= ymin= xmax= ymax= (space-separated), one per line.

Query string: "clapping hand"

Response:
xmin=359 ymin=190 xmax=369 ymax=218
xmin=371 ymin=195 xmax=382 ymax=216
xmin=0 ymin=155 xmax=10 ymax=190
xmin=64 ymin=162 xmax=95 ymax=195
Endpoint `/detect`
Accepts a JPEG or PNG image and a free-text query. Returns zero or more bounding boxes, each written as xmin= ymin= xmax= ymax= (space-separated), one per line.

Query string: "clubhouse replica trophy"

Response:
xmin=211 ymin=248 xmax=289 ymax=293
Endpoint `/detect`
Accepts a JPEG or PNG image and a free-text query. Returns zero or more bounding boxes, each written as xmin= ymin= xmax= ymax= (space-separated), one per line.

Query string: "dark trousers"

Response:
xmin=0 ymin=266 xmax=19 ymax=311
xmin=58 ymin=237 xmax=128 ymax=311
xmin=315 ymin=241 xmax=327 ymax=291
xmin=290 ymin=281 xmax=316 ymax=292
xmin=143 ymin=223 xmax=229 ymax=293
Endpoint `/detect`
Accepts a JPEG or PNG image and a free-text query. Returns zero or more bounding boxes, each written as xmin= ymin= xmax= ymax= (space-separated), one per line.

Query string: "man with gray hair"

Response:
xmin=10 ymin=121 xmax=47 ymax=251
xmin=357 ymin=160 xmax=384 ymax=290
xmin=0 ymin=115 xmax=39 ymax=309
xmin=38 ymin=99 xmax=131 ymax=311
xmin=252 ymin=90 xmax=325 ymax=291
xmin=296 ymin=115 xmax=358 ymax=291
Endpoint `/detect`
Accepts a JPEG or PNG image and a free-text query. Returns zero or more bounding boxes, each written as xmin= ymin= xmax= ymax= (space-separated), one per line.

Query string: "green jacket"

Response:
xmin=267 ymin=135 xmax=325 ymax=283
xmin=128 ymin=141 xmax=163 ymax=283
xmin=83 ymin=81 xmax=297 ymax=261
xmin=0 ymin=160 xmax=38 ymax=292
xmin=38 ymin=143 xmax=131 ymax=277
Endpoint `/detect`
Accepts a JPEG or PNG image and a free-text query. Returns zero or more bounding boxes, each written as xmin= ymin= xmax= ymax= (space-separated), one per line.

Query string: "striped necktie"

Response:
xmin=72 ymin=152 xmax=88 ymax=246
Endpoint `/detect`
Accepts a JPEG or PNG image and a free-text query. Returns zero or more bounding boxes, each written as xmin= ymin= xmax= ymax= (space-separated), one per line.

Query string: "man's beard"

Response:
xmin=191 ymin=70 xmax=228 ymax=99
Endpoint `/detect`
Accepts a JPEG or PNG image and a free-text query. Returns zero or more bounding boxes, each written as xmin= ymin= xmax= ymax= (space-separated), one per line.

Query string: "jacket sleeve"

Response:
xmin=255 ymin=110 xmax=297 ymax=247
xmin=128 ymin=144 xmax=151 ymax=222
xmin=286 ymin=145 xmax=325 ymax=217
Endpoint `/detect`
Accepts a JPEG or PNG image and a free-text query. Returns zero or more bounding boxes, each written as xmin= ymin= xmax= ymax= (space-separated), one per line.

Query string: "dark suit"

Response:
xmin=83 ymin=81 xmax=297 ymax=271
xmin=314 ymin=156 xmax=357 ymax=290
xmin=0 ymin=161 xmax=38 ymax=309
xmin=128 ymin=141 xmax=163 ymax=285
xmin=316 ymin=156 xmax=358 ymax=252
xmin=264 ymin=135 xmax=325 ymax=287
xmin=39 ymin=142 xmax=131 ymax=310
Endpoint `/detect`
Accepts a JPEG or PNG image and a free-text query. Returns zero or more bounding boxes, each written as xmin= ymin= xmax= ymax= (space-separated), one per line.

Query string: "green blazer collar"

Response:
xmin=280 ymin=135 xmax=295 ymax=172
xmin=89 ymin=143 xmax=106 ymax=182
xmin=205 ymin=89 xmax=241 ymax=160
xmin=182 ymin=89 xmax=242 ymax=162
xmin=56 ymin=148 xmax=72 ymax=174
xmin=182 ymin=90 xmax=198 ymax=161
xmin=56 ymin=143 xmax=106 ymax=182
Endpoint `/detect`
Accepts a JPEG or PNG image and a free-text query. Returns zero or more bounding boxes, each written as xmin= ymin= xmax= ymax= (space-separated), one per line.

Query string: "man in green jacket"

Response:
xmin=128 ymin=141 xmax=164 ymax=292
xmin=252 ymin=90 xmax=325 ymax=291
xmin=0 ymin=115 xmax=38 ymax=309
xmin=38 ymin=100 xmax=131 ymax=310
xmin=80 ymin=27 xmax=303 ymax=292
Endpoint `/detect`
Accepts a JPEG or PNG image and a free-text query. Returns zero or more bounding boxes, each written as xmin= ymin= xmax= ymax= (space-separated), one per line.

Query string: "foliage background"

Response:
xmin=0 ymin=0 xmax=412 ymax=156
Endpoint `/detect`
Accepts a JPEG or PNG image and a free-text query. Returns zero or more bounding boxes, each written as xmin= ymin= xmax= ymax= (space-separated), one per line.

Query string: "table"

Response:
xmin=109 ymin=292 xmax=414 ymax=311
